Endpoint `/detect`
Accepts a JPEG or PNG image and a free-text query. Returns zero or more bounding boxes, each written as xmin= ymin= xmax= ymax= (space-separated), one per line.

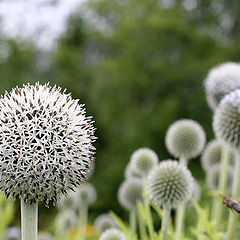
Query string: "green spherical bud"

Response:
xmin=99 ymin=228 xmax=126 ymax=240
xmin=165 ymin=119 xmax=206 ymax=159
xmin=94 ymin=214 xmax=118 ymax=234
xmin=201 ymin=140 xmax=236 ymax=171
xmin=146 ymin=160 xmax=193 ymax=208
xmin=204 ymin=62 xmax=240 ymax=111
xmin=118 ymin=178 xmax=143 ymax=210
xmin=130 ymin=148 xmax=159 ymax=177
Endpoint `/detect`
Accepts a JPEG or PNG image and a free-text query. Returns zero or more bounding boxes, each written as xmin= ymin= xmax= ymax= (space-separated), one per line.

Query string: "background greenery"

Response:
xmin=0 ymin=0 xmax=240 ymax=229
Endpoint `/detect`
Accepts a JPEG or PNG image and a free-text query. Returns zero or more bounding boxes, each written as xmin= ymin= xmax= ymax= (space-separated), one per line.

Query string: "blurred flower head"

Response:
xmin=99 ymin=228 xmax=126 ymax=240
xmin=0 ymin=83 xmax=96 ymax=206
xmin=5 ymin=227 xmax=20 ymax=240
xmin=165 ymin=119 xmax=206 ymax=160
xmin=55 ymin=209 xmax=77 ymax=232
xmin=94 ymin=214 xmax=118 ymax=234
xmin=201 ymin=139 xmax=236 ymax=171
xmin=129 ymin=148 xmax=159 ymax=177
xmin=146 ymin=160 xmax=193 ymax=208
xmin=187 ymin=178 xmax=201 ymax=207
xmin=213 ymin=89 xmax=240 ymax=149
xmin=118 ymin=178 xmax=143 ymax=211
xmin=76 ymin=182 xmax=97 ymax=206
xmin=124 ymin=163 xmax=142 ymax=179
xmin=204 ymin=62 xmax=240 ymax=111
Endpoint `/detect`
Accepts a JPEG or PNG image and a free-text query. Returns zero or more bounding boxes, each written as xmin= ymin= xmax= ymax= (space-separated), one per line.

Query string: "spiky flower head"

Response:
xmin=213 ymin=90 xmax=240 ymax=149
xmin=94 ymin=214 xmax=118 ymax=234
xmin=76 ymin=182 xmax=97 ymax=206
xmin=206 ymin=164 xmax=234 ymax=192
xmin=99 ymin=228 xmax=126 ymax=240
xmin=165 ymin=119 xmax=206 ymax=160
xmin=118 ymin=178 xmax=143 ymax=210
xmin=201 ymin=140 xmax=236 ymax=171
xmin=146 ymin=160 xmax=193 ymax=208
xmin=129 ymin=148 xmax=159 ymax=177
xmin=0 ymin=83 xmax=96 ymax=206
xmin=124 ymin=163 xmax=142 ymax=179
xmin=204 ymin=62 xmax=240 ymax=111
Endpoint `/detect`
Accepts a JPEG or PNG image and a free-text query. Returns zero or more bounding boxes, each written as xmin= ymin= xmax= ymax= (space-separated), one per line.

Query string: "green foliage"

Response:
xmin=0 ymin=193 xmax=15 ymax=240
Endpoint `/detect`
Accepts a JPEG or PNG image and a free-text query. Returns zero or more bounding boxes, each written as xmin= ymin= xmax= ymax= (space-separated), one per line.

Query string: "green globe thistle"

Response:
xmin=118 ymin=178 xmax=143 ymax=210
xmin=213 ymin=90 xmax=240 ymax=149
xmin=124 ymin=163 xmax=142 ymax=179
xmin=129 ymin=148 xmax=159 ymax=177
xmin=99 ymin=228 xmax=126 ymax=240
xmin=204 ymin=62 xmax=240 ymax=111
xmin=206 ymin=164 xmax=234 ymax=192
xmin=165 ymin=119 xmax=206 ymax=160
xmin=94 ymin=214 xmax=118 ymax=234
xmin=201 ymin=140 xmax=236 ymax=171
xmin=76 ymin=183 xmax=97 ymax=206
xmin=146 ymin=160 xmax=193 ymax=208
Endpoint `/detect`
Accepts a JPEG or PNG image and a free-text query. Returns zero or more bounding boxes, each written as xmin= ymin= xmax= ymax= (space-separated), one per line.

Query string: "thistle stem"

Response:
xmin=78 ymin=203 xmax=88 ymax=240
xmin=130 ymin=209 xmax=137 ymax=237
xmin=225 ymin=153 xmax=240 ymax=240
xmin=21 ymin=199 xmax=38 ymax=240
xmin=174 ymin=156 xmax=187 ymax=240
xmin=161 ymin=206 xmax=171 ymax=240
xmin=138 ymin=210 xmax=147 ymax=240
xmin=213 ymin=145 xmax=230 ymax=230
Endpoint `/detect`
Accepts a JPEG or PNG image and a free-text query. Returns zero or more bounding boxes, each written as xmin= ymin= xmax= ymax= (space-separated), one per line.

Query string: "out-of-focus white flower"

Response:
xmin=5 ymin=227 xmax=20 ymax=240
xmin=99 ymin=228 xmax=126 ymax=240
xmin=94 ymin=214 xmax=118 ymax=234
xmin=0 ymin=82 xmax=96 ymax=206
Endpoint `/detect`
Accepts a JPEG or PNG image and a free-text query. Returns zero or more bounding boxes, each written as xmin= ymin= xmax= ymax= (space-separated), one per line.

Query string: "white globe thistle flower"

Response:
xmin=204 ymin=62 xmax=240 ymax=111
xmin=5 ymin=227 xmax=20 ymax=240
xmin=213 ymin=90 xmax=240 ymax=149
xmin=76 ymin=182 xmax=97 ymax=206
xmin=206 ymin=164 xmax=234 ymax=192
xmin=201 ymin=140 xmax=236 ymax=171
xmin=146 ymin=160 xmax=194 ymax=209
xmin=118 ymin=178 xmax=143 ymax=211
xmin=57 ymin=190 xmax=78 ymax=210
xmin=129 ymin=148 xmax=159 ymax=177
xmin=38 ymin=232 xmax=53 ymax=240
xmin=99 ymin=228 xmax=126 ymax=240
xmin=94 ymin=214 xmax=118 ymax=234
xmin=0 ymin=83 xmax=96 ymax=206
xmin=187 ymin=178 xmax=201 ymax=207
xmin=124 ymin=163 xmax=142 ymax=179
xmin=55 ymin=209 xmax=78 ymax=232
xmin=165 ymin=119 xmax=206 ymax=160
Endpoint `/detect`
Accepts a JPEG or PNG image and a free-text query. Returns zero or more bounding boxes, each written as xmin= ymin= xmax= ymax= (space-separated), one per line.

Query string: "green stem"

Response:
xmin=21 ymin=199 xmax=38 ymax=240
xmin=213 ymin=145 xmax=230 ymax=230
xmin=130 ymin=209 xmax=137 ymax=237
xmin=174 ymin=156 xmax=187 ymax=240
xmin=78 ymin=203 xmax=88 ymax=240
xmin=138 ymin=210 xmax=147 ymax=240
xmin=225 ymin=153 xmax=240 ymax=240
xmin=161 ymin=206 xmax=171 ymax=240
xmin=174 ymin=202 xmax=186 ymax=240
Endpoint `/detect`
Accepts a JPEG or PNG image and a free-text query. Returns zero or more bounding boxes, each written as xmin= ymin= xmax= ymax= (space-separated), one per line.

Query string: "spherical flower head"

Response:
xmin=57 ymin=190 xmax=78 ymax=210
xmin=206 ymin=164 xmax=234 ymax=193
xmin=146 ymin=160 xmax=194 ymax=209
xmin=201 ymin=140 xmax=236 ymax=171
xmin=55 ymin=209 xmax=78 ymax=231
xmin=94 ymin=214 xmax=118 ymax=234
xmin=165 ymin=119 xmax=206 ymax=160
xmin=213 ymin=90 xmax=240 ymax=149
xmin=124 ymin=163 xmax=142 ymax=179
xmin=118 ymin=178 xmax=143 ymax=211
xmin=99 ymin=228 xmax=126 ymax=240
xmin=129 ymin=148 xmax=159 ymax=177
xmin=0 ymin=83 xmax=96 ymax=206
xmin=76 ymin=182 xmax=97 ymax=206
xmin=204 ymin=62 xmax=240 ymax=111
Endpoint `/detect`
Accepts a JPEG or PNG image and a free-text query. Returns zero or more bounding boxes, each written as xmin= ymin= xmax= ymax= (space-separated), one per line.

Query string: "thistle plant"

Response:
xmin=0 ymin=83 xmax=96 ymax=240
xmin=213 ymin=89 xmax=240 ymax=240
xmin=129 ymin=148 xmax=159 ymax=178
xmin=186 ymin=179 xmax=201 ymax=207
xmin=124 ymin=163 xmax=142 ymax=179
xmin=94 ymin=214 xmax=118 ymax=234
xmin=118 ymin=178 xmax=143 ymax=236
xmin=99 ymin=228 xmax=126 ymax=240
xmin=165 ymin=119 xmax=205 ymax=240
xmin=146 ymin=160 xmax=193 ymax=240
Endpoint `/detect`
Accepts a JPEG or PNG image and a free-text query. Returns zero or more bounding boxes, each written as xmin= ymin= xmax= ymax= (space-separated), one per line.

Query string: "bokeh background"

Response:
xmin=0 ymin=0 xmax=240 ymax=231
